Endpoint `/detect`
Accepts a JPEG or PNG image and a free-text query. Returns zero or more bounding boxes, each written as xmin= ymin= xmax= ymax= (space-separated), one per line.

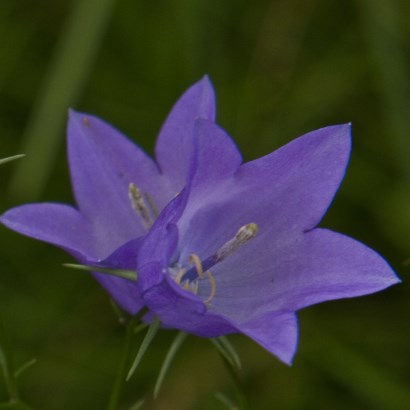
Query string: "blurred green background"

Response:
xmin=0 ymin=0 xmax=409 ymax=409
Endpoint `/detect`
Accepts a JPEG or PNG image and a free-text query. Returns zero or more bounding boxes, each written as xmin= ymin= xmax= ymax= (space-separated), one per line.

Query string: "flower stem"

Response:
xmin=106 ymin=315 xmax=140 ymax=410
xmin=218 ymin=351 xmax=249 ymax=410
xmin=0 ymin=315 xmax=19 ymax=402
xmin=153 ymin=331 xmax=187 ymax=398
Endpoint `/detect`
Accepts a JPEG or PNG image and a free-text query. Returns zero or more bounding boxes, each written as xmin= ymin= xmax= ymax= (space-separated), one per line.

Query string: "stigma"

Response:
xmin=174 ymin=254 xmax=216 ymax=305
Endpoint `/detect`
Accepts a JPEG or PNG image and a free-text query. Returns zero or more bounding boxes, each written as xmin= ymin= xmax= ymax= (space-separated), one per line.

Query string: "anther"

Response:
xmin=189 ymin=254 xmax=204 ymax=278
xmin=82 ymin=117 xmax=90 ymax=126
xmin=128 ymin=183 xmax=154 ymax=229
xmin=145 ymin=192 xmax=159 ymax=218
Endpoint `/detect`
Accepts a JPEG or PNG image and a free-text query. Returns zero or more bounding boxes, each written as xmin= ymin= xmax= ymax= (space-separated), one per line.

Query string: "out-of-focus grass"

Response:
xmin=8 ymin=0 xmax=116 ymax=201
xmin=0 ymin=0 xmax=409 ymax=409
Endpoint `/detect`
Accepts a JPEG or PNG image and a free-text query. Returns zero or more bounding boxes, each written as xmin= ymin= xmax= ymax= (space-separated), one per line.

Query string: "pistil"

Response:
xmin=182 ymin=223 xmax=258 ymax=281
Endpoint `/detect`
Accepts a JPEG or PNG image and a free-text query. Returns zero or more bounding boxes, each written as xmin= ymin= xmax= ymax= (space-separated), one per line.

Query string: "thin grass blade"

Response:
xmin=9 ymin=0 xmax=116 ymax=201
xmin=14 ymin=359 xmax=36 ymax=379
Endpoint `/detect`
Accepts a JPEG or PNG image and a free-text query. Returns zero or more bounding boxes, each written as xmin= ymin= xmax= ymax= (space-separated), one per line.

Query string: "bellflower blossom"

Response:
xmin=0 ymin=77 xmax=399 ymax=364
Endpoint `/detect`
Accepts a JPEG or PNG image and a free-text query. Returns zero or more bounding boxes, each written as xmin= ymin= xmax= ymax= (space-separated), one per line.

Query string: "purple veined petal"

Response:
xmin=179 ymin=119 xmax=242 ymax=225
xmin=68 ymin=110 xmax=168 ymax=257
xmin=94 ymin=273 xmax=143 ymax=315
xmin=271 ymin=228 xmax=400 ymax=311
xmin=178 ymin=124 xmax=353 ymax=262
xmin=141 ymin=271 xmax=236 ymax=337
xmin=0 ymin=203 xmax=145 ymax=313
xmin=190 ymin=119 xmax=242 ymax=189
xmin=0 ymin=203 xmax=95 ymax=260
xmin=168 ymin=119 xmax=242 ymax=257
xmin=94 ymin=237 xmax=142 ymax=270
xmin=155 ymin=76 xmax=216 ymax=192
xmin=91 ymin=237 xmax=143 ymax=314
xmin=204 ymin=228 xmax=399 ymax=323
xmin=231 ymin=311 xmax=298 ymax=365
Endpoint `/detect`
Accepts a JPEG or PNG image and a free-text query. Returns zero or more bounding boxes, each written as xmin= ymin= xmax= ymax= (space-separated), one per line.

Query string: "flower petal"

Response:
xmin=0 ymin=203 xmax=94 ymax=259
xmin=136 ymin=185 xmax=191 ymax=291
xmin=68 ymin=110 xmax=165 ymax=256
xmin=190 ymin=119 xmax=242 ymax=190
xmin=232 ymin=311 xmax=298 ymax=365
xmin=208 ymin=228 xmax=399 ymax=322
xmin=93 ymin=237 xmax=143 ymax=314
xmin=272 ymin=228 xmax=400 ymax=311
xmin=177 ymin=120 xmax=242 ymax=237
xmin=155 ymin=76 xmax=216 ymax=191
xmin=178 ymin=124 xmax=352 ymax=261
xmin=141 ymin=272 xmax=236 ymax=337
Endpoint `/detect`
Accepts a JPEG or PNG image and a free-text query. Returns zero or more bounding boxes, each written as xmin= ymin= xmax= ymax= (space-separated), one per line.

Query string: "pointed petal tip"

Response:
xmin=67 ymin=108 xmax=81 ymax=120
xmin=190 ymin=75 xmax=215 ymax=107
xmin=68 ymin=109 xmax=93 ymax=128
xmin=200 ymin=74 xmax=213 ymax=88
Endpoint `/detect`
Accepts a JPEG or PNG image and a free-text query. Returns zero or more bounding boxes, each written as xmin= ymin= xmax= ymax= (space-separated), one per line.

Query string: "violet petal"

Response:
xmin=155 ymin=76 xmax=216 ymax=191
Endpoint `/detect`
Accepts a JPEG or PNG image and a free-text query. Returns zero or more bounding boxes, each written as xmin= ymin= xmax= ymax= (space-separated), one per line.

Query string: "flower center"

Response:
xmin=172 ymin=222 xmax=259 ymax=305
xmin=174 ymin=254 xmax=217 ymax=305
xmin=182 ymin=223 xmax=258 ymax=282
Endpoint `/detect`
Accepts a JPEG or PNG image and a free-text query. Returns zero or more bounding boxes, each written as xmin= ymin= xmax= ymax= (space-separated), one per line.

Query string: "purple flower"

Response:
xmin=0 ymin=77 xmax=399 ymax=364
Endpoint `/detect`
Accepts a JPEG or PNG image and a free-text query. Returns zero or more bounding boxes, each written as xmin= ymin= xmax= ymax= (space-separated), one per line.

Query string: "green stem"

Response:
xmin=106 ymin=315 xmax=140 ymax=410
xmin=153 ymin=331 xmax=187 ymax=398
xmin=218 ymin=353 xmax=249 ymax=410
xmin=0 ymin=316 xmax=19 ymax=401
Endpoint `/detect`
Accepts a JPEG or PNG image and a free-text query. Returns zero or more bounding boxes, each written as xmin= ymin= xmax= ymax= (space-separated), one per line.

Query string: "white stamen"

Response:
xmin=128 ymin=183 xmax=154 ymax=229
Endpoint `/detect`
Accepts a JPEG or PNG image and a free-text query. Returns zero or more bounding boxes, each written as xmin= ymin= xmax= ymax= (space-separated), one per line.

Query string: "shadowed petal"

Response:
xmin=155 ymin=76 xmax=216 ymax=191
xmin=137 ymin=187 xmax=191 ymax=291
xmin=68 ymin=111 xmax=166 ymax=256
xmin=233 ymin=311 xmax=298 ymax=365
xmin=141 ymin=273 xmax=236 ymax=337
xmin=190 ymin=119 xmax=242 ymax=189
xmin=0 ymin=203 xmax=95 ymax=259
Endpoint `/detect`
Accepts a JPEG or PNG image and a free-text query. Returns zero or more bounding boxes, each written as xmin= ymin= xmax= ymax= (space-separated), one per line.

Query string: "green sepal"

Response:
xmin=153 ymin=331 xmax=187 ymax=398
xmin=0 ymin=155 xmax=25 ymax=166
xmin=214 ymin=391 xmax=238 ymax=409
xmin=210 ymin=336 xmax=241 ymax=370
xmin=126 ymin=318 xmax=161 ymax=381
xmin=126 ymin=399 xmax=145 ymax=410
xmin=14 ymin=359 xmax=36 ymax=379
xmin=63 ymin=263 xmax=137 ymax=281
